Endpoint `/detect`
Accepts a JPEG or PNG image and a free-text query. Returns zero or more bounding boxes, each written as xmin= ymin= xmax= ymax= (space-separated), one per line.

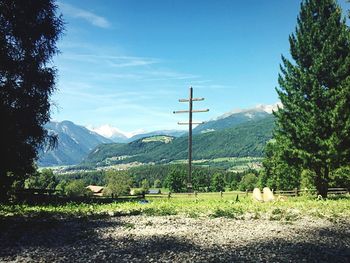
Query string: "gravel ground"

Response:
xmin=0 ymin=215 xmax=349 ymax=262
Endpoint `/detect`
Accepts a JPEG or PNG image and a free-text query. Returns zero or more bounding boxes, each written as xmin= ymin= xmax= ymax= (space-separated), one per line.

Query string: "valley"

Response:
xmin=38 ymin=105 xmax=276 ymax=172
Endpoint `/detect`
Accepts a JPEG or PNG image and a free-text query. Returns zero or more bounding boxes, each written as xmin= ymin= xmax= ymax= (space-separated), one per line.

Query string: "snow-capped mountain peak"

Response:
xmin=216 ymin=102 xmax=281 ymax=120
xmin=87 ymin=124 xmax=146 ymax=141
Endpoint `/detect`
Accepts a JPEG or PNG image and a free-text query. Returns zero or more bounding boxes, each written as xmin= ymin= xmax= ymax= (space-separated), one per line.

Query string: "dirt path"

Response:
xmin=0 ymin=216 xmax=349 ymax=262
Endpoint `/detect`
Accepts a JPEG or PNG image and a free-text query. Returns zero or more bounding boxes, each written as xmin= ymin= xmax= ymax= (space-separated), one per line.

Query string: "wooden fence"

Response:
xmin=14 ymin=187 xmax=349 ymax=203
xmin=14 ymin=188 xmax=143 ymax=204
xmin=273 ymin=187 xmax=349 ymax=197
xmin=146 ymin=188 xmax=349 ymax=199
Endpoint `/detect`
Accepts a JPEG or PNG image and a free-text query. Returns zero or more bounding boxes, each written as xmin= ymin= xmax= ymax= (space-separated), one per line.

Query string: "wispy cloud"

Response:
xmin=58 ymin=2 xmax=111 ymax=28
xmin=61 ymin=53 xmax=160 ymax=68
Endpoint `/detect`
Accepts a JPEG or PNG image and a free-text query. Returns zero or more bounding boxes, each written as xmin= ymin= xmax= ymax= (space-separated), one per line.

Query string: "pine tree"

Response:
xmin=274 ymin=0 xmax=350 ymax=197
xmin=0 ymin=0 xmax=63 ymax=201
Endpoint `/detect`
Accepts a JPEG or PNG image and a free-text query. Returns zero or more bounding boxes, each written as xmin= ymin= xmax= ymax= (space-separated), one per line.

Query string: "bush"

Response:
xmin=132 ymin=188 xmax=146 ymax=196
xmin=153 ymin=179 xmax=162 ymax=188
xmin=65 ymin=180 xmax=92 ymax=197
xmin=25 ymin=169 xmax=57 ymax=190
xmin=140 ymin=179 xmax=150 ymax=192
xmin=330 ymin=166 xmax=350 ymax=189
xmin=300 ymin=169 xmax=315 ymax=190
xmin=239 ymin=173 xmax=258 ymax=191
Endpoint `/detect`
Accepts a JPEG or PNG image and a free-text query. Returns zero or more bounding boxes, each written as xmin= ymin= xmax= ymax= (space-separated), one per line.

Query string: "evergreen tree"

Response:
xmin=274 ymin=0 xmax=350 ymax=197
xmin=0 ymin=0 xmax=63 ymax=201
xmin=261 ymin=140 xmax=301 ymax=190
xmin=210 ymin=173 xmax=225 ymax=192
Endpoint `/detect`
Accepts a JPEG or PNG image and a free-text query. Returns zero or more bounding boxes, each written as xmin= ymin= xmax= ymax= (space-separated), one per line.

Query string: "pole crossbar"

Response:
xmin=178 ymin=122 xmax=204 ymax=125
xmin=179 ymin=98 xmax=204 ymax=102
xmin=173 ymin=87 xmax=209 ymax=192
xmin=173 ymin=109 xmax=209 ymax=114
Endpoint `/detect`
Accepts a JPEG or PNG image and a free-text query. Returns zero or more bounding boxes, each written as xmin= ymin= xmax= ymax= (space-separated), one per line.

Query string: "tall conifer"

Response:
xmin=274 ymin=0 xmax=350 ymax=197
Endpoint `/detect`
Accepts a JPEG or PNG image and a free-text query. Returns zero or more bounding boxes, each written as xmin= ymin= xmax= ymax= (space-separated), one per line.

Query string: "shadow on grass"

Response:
xmin=0 ymin=216 xmax=349 ymax=262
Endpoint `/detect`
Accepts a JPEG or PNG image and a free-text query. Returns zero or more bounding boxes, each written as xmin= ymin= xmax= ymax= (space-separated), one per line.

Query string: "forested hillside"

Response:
xmin=83 ymin=115 xmax=275 ymax=167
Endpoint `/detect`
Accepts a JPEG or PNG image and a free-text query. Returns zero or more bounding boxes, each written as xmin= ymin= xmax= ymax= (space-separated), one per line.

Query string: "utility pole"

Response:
xmin=173 ymin=87 xmax=209 ymax=192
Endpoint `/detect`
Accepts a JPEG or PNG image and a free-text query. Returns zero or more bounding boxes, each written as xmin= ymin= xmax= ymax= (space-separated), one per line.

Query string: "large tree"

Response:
xmin=274 ymin=0 xmax=350 ymax=197
xmin=0 ymin=0 xmax=63 ymax=201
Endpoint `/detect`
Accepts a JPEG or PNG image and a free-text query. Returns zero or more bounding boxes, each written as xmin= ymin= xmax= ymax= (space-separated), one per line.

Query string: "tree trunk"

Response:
xmin=315 ymin=166 xmax=329 ymax=198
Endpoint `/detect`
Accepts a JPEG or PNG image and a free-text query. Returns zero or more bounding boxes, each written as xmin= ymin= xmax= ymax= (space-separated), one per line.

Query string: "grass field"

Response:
xmin=1 ymin=194 xmax=349 ymax=222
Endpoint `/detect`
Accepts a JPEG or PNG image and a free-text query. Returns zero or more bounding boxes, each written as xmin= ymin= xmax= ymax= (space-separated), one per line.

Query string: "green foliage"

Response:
xmin=269 ymin=0 xmax=350 ymax=196
xmin=192 ymin=169 xmax=211 ymax=192
xmin=25 ymin=169 xmax=57 ymax=190
xmin=56 ymin=170 xmax=106 ymax=186
xmin=165 ymin=169 xmax=186 ymax=193
xmin=55 ymin=180 xmax=68 ymax=194
xmin=330 ymin=166 xmax=350 ymax=189
xmin=262 ymin=140 xmax=301 ymax=190
xmin=0 ymin=0 xmax=64 ymax=201
xmin=239 ymin=173 xmax=258 ymax=191
xmin=103 ymin=170 xmax=132 ymax=197
xmin=65 ymin=180 xmax=91 ymax=197
xmin=140 ymin=179 xmax=150 ymax=192
xmin=300 ymin=169 xmax=316 ymax=190
xmin=227 ymin=172 xmax=243 ymax=190
xmin=210 ymin=173 xmax=225 ymax=192
xmin=153 ymin=179 xmax=162 ymax=188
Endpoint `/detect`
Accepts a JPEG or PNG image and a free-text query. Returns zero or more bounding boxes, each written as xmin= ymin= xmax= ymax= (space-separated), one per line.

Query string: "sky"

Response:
xmin=52 ymin=0 xmax=349 ymax=137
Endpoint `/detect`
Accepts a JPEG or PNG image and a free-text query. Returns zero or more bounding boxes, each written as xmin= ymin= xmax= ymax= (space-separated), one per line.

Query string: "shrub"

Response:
xmin=25 ymin=169 xmax=57 ymax=190
xmin=330 ymin=166 xmax=350 ymax=189
xmin=65 ymin=180 xmax=92 ymax=197
xmin=300 ymin=169 xmax=316 ymax=190
xmin=239 ymin=173 xmax=258 ymax=191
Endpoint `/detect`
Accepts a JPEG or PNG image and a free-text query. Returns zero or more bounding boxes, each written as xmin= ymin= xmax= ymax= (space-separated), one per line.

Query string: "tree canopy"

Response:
xmin=0 ymin=0 xmax=63 ymax=201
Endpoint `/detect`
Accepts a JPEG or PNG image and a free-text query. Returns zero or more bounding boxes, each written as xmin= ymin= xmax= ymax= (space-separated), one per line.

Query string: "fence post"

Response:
xmin=245 ymin=189 xmax=248 ymax=197
xmin=294 ymin=188 xmax=298 ymax=197
xmin=168 ymin=192 xmax=171 ymax=199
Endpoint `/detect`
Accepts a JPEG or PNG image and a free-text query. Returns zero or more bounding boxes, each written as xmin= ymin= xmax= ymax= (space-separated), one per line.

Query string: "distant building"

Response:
xmin=86 ymin=185 xmax=104 ymax=196
xmin=148 ymin=189 xmax=161 ymax=194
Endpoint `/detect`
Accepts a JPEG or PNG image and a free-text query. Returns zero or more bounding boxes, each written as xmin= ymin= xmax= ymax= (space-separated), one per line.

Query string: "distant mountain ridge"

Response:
xmin=193 ymin=104 xmax=276 ymax=134
xmin=38 ymin=104 xmax=278 ymax=167
xmin=38 ymin=120 xmax=112 ymax=166
xmin=83 ymin=115 xmax=275 ymax=167
xmin=127 ymin=130 xmax=186 ymax=142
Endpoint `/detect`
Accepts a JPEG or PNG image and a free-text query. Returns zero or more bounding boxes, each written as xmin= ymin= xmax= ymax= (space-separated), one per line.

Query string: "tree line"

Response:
xmin=24 ymin=165 xmax=263 ymax=196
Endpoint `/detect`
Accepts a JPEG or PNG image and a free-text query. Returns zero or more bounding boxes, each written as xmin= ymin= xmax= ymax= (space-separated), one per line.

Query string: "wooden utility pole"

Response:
xmin=173 ymin=87 xmax=209 ymax=192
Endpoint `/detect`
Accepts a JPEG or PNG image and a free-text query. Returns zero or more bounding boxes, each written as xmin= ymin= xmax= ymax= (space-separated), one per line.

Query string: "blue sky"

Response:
xmin=52 ymin=0 xmax=349 ymax=136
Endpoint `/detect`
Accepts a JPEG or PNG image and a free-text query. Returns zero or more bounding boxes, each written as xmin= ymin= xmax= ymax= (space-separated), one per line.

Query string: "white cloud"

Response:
xmin=61 ymin=53 xmax=160 ymax=68
xmin=58 ymin=2 xmax=111 ymax=28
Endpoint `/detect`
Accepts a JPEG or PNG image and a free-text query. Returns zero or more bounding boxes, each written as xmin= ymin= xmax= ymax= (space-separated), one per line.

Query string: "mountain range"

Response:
xmin=83 ymin=115 xmax=275 ymax=167
xmin=38 ymin=121 xmax=112 ymax=166
xmin=38 ymin=104 xmax=277 ymax=167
